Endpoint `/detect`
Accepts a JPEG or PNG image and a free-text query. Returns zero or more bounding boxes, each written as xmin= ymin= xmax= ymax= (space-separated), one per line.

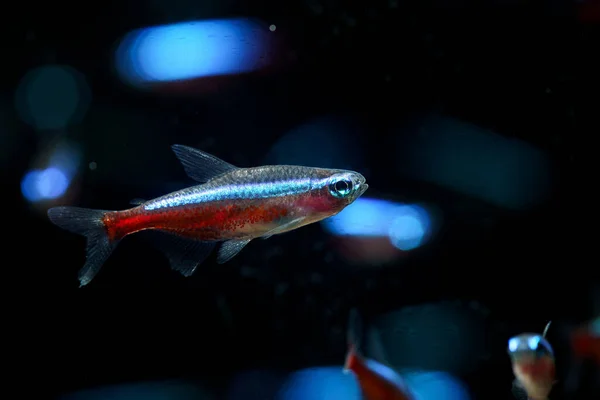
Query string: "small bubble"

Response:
xmin=89 ymin=161 xmax=97 ymax=170
xmin=269 ymin=24 xmax=276 ymax=32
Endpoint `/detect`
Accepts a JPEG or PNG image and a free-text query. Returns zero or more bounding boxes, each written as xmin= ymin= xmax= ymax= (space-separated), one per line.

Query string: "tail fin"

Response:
xmin=47 ymin=206 xmax=117 ymax=287
xmin=344 ymin=308 xmax=363 ymax=372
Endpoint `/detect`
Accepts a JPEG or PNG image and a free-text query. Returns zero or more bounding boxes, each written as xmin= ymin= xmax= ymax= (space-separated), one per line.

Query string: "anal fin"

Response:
xmin=217 ymin=239 xmax=251 ymax=264
xmin=141 ymin=231 xmax=215 ymax=276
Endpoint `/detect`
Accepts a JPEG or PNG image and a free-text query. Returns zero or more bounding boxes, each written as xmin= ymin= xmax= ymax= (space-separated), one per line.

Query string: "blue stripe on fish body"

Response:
xmin=144 ymin=176 xmax=324 ymax=211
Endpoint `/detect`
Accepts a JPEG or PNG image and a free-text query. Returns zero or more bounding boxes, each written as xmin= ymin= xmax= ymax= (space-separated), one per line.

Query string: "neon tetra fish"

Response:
xmin=48 ymin=144 xmax=368 ymax=286
xmin=508 ymin=322 xmax=556 ymax=400
xmin=343 ymin=309 xmax=414 ymax=400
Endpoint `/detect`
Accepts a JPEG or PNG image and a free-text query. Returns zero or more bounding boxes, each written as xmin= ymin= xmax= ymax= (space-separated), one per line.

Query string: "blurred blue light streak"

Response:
xmin=364 ymin=359 xmax=410 ymax=390
xmin=395 ymin=115 xmax=551 ymax=210
xmin=276 ymin=366 xmax=470 ymax=400
xmin=321 ymin=197 xmax=432 ymax=251
xmin=115 ymin=18 xmax=270 ymax=85
xmin=276 ymin=367 xmax=360 ymax=400
xmin=403 ymin=370 xmax=472 ymax=400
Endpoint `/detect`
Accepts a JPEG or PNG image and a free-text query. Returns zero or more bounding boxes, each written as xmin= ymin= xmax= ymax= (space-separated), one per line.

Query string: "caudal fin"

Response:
xmin=47 ymin=206 xmax=117 ymax=287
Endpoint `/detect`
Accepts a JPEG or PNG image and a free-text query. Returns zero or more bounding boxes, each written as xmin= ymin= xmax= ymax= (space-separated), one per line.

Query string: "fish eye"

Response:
xmin=508 ymin=338 xmax=519 ymax=353
xmin=329 ymin=177 xmax=354 ymax=198
xmin=528 ymin=336 xmax=540 ymax=350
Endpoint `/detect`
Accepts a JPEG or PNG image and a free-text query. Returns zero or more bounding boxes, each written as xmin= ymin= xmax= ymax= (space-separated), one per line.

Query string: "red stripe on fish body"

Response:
xmin=103 ymin=190 xmax=339 ymax=242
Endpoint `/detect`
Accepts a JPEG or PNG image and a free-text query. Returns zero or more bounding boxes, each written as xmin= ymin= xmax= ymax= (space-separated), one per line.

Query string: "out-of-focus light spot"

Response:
xmin=276 ymin=367 xmax=360 ymax=400
xmin=369 ymin=302 xmax=488 ymax=375
xmin=21 ymin=141 xmax=81 ymax=203
xmin=37 ymin=168 xmax=68 ymax=198
xmin=269 ymin=24 xmax=277 ymax=31
xmin=395 ymin=115 xmax=552 ymax=210
xmin=115 ymin=18 xmax=271 ymax=85
xmin=591 ymin=317 xmax=600 ymax=334
xmin=322 ymin=197 xmax=433 ymax=251
xmin=266 ymin=116 xmax=365 ymax=171
xmin=364 ymin=359 xmax=409 ymax=391
xmin=89 ymin=161 xmax=97 ymax=170
xmin=59 ymin=380 xmax=214 ymax=400
xmin=509 ymin=338 xmax=519 ymax=352
xmin=276 ymin=366 xmax=469 ymax=400
xmin=403 ymin=370 xmax=471 ymax=400
xmin=50 ymin=141 xmax=81 ymax=177
xmin=21 ymin=167 xmax=69 ymax=202
xmin=388 ymin=213 xmax=427 ymax=251
xmin=0 ymin=99 xmax=20 ymax=168
xmin=15 ymin=64 xmax=91 ymax=130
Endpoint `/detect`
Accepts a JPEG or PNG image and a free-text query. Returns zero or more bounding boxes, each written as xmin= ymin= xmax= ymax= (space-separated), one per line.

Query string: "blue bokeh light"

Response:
xmin=276 ymin=367 xmax=360 ymax=400
xmin=276 ymin=365 xmax=470 ymax=400
xmin=115 ymin=19 xmax=270 ymax=85
xmin=403 ymin=370 xmax=471 ymax=400
xmin=21 ymin=167 xmax=69 ymax=202
xmin=21 ymin=142 xmax=80 ymax=203
xmin=266 ymin=117 xmax=365 ymax=171
xmin=15 ymin=64 xmax=90 ymax=130
xmin=321 ymin=197 xmax=432 ymax=251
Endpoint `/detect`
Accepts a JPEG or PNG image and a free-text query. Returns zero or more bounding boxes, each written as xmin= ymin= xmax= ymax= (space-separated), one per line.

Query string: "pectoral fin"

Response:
xmin=260 ymin=217 xmax=306 ymax=239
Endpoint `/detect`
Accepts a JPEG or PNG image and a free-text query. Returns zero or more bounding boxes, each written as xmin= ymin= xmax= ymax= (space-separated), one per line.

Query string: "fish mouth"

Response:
xmin=357 ymin=183 xmax=369 ymax=197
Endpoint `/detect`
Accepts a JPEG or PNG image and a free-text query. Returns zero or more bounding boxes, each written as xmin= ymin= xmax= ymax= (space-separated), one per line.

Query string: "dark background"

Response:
xmin=5 ymin=0 xmax=599 ymax=399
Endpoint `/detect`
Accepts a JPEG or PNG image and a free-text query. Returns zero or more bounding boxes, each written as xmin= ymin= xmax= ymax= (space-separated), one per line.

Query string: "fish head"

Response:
xmin=295 ymin=169 xmax=368 ymax=222
xmin=512 ymin=354 xmax=556 ymax=399
xmin=508 ymin=333 xmax=554 ymax=366
xmin=324 ymin=170 xmax=369 ymax=208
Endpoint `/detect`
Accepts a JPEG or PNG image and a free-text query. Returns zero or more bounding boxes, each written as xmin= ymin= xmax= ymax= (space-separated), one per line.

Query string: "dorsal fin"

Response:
xmin=171 ymin=144 xmax=238 ymax=183
xmin=130 ymin=198 xmax=146 ymax=205
xmin=542 ymin=321 xmax=552 ymax=337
